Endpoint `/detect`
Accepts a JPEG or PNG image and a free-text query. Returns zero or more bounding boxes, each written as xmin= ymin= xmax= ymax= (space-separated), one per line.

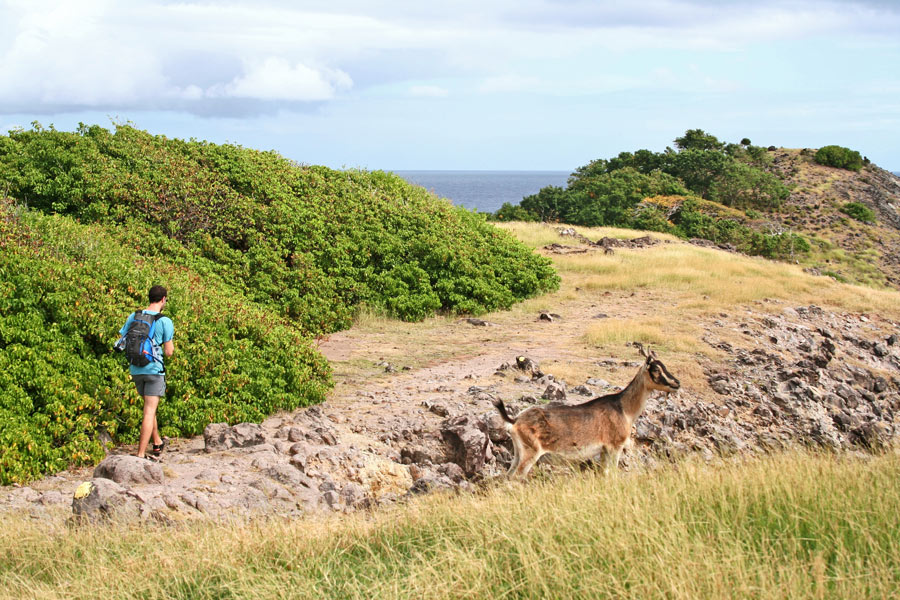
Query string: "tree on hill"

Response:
xmin=814 ymin=145 xmax=864 ymax=171
xmin=674 ymin=128 xmax=724 ymax=152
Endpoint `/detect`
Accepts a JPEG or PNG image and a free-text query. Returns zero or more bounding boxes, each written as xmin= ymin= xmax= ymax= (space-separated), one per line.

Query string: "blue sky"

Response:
xmin=1 ymin=0 xmax=898 ymax=170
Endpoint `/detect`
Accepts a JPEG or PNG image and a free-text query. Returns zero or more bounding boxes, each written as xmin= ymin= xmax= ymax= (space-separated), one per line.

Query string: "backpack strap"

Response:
xmin=134 ymin=310 xmax=164 ymax=322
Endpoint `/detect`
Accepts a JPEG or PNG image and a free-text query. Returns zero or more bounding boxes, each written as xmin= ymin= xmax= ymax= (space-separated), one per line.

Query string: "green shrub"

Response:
xmin=517 ymin=169 xmax=686 ymax=227
xmin=814 ymin=145 xmax=864 ymax=171
xmin=630 ymin=204 xmax=677 ymax=234
xmin=707 ymin=161 xmax=789 ymax=210
xmin=840 ymin=202 xmax=876 ymax=223
xmin=671 ymin=199 xmax=810 ymax=260
xmin=490 ymin=202 xmax=539 ymax=222
xmin=0 ymin=201 xmax=331 ymax=483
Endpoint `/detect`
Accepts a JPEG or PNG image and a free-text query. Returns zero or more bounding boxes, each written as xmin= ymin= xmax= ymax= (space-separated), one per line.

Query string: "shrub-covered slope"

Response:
xmin=0 ymin=124 xmax=558 ymax=483
xmin=0 ymin=124 xmax=558 ymax=332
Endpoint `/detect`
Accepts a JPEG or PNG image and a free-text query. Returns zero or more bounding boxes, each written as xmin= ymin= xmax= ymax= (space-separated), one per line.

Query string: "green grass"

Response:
xmin=2 ymin=451 xmax=898 ymax=599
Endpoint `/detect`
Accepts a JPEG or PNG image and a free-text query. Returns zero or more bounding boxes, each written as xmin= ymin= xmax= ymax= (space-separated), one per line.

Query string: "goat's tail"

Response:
xmin=493 ymin=399 xmax=515 ymax=426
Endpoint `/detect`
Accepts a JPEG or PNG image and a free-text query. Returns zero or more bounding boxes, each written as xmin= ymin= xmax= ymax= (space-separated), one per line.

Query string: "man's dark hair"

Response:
xmin=148 ymin=285 xmax=168 ymax=304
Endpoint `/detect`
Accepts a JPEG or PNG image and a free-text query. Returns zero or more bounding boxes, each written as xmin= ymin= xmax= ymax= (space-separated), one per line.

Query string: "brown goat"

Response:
xmin=494 ymin=344 xmax=680 ymax=478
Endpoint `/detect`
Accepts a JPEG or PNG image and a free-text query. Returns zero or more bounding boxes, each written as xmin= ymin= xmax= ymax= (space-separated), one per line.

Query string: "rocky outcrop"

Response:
xmin=203 ymin=422 xmax=267 ymax=452
xmin=440 ymin=415 xmax=492 ymax=478
xmin=93 ymin=455 xmax=164 ymax=485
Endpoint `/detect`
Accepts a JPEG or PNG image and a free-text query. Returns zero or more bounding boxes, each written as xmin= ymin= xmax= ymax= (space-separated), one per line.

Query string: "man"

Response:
xmin=119 ymin=285 xmax=175 ymax=460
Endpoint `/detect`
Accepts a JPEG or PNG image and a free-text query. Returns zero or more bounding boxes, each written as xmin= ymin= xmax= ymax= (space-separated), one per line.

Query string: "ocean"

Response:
xmin=394 ymin=170 xmax=570 ymax=214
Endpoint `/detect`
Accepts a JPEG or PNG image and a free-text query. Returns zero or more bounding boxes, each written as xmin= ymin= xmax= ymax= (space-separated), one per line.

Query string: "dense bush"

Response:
xmin=671 ymin=198 xmax=810 ymax=259
xmin=0 ymin=124 xmax=559 ymax=482
xmin=841 ymin=202 xmax=876 ymax=223
xmin=0 ymin=124 xmax=558 ymax=332
xmin=814 ymin=145 xmax=864 ymax=171
xmin=0 ymin=200 xmax=331 ymax=483
xmin=516 ymin=169 xmax=686 ymax=228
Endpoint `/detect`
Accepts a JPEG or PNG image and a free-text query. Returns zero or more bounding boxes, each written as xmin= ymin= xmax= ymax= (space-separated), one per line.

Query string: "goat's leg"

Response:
xmin=506 ymin=438 xmax=522 ymax=477
xmin=602 ymin=447 xmax=622 ymax=476
xmin=513 ymin=448 xmax=541 ymax=478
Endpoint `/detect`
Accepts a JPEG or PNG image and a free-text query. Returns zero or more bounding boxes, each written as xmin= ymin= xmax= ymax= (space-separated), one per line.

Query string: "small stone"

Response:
xmin=321 ymin=490 xmax=340 ymax=508
xmin=289 ymin=453 xmax=308 ymax=472
xmin=428 ymin=403 xmax=450 ymax=417
xmin=542 ymin=382 xmax=567 ymax=402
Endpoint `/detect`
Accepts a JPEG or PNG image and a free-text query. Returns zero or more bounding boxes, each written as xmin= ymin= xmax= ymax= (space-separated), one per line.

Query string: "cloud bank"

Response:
xmin=0 ymin=0 xmax=897 ymax=117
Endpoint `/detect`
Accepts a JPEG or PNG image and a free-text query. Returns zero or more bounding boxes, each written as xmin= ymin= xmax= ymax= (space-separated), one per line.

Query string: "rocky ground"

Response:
xmin=3 ymin=245 xmax=899 ymax=525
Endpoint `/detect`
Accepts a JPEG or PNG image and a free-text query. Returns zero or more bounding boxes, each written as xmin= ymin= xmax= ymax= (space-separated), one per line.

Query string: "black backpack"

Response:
xmin=123 ymin=311 xmax=164 ymax=367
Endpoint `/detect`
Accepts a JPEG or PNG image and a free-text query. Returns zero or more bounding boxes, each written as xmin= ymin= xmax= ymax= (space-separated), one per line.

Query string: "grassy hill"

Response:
xmin=761 ymin=148 xmax=900 ymax=288
xmin=492 ymin=130 xmax=900 ymax=290
xmin=0 ymin=124 xmax=558 ymax=483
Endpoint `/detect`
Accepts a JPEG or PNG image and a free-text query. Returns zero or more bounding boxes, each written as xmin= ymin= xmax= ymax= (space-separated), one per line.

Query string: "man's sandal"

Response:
xmin=150 ymin=439 xmax=167 ymax=458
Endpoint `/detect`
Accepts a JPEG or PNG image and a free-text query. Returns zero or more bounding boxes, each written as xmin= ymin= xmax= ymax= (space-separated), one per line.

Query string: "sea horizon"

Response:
xmin=393 ymin=169 xmax=570 ymax=214
xmin=393 ymin=169 xmax=900 ymax=215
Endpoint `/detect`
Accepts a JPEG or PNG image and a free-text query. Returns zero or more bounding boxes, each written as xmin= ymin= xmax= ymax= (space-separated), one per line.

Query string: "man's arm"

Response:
xmin=162 ymin=317 xmax=175 ymax=357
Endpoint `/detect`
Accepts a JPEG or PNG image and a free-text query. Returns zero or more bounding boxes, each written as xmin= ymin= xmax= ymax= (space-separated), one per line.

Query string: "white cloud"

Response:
xmin=409 ymin=85 xmax=448 ymax=97
xmin=214 ymin=58 xmax=352 ymax=101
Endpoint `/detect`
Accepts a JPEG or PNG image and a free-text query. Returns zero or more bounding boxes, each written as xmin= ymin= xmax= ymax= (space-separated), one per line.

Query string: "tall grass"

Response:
xmin=2 ymin=451 xmax=898 ymax=599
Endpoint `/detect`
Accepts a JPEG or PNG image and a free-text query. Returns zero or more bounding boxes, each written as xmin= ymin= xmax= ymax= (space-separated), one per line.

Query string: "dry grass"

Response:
xmin=2 ymin=451 xmax=898 ymax=599
xmin=499 ymin=222 xmax=900 ymax=319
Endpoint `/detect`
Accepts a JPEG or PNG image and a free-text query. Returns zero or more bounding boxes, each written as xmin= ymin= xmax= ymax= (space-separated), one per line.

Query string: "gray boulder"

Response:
xmin=203 ymin=422 xmax=266 ymax=452
xmin=93 ymin=455 xmax=164 ymax=485
xmin=542 ymin=382 xmax=567 ymax=402
xmin=440 ymin=415 xmax=491 ymax=477
xmin=71 ymin=478 xmax=142 ymax=523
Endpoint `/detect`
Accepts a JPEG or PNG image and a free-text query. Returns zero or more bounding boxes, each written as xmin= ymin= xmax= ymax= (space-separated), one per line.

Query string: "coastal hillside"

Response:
xmin=0 ymin=124 xmax=558 ymax=483
xmin=2 ymin=224 xmax=899 ymax=598
xmin=493 ymin=130 xmax=900 ymax=289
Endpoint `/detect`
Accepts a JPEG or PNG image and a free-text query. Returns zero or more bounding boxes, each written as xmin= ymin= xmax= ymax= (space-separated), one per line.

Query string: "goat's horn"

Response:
xmin=634 ymin=342 xmax=648 ymax=358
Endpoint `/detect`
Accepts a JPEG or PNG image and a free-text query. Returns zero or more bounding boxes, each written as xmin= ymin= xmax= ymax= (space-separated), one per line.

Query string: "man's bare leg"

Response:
xmin=152 ymin=415 xmax=162 ymax=447
xmin=137 ymin=395 xmax=160 ymax=457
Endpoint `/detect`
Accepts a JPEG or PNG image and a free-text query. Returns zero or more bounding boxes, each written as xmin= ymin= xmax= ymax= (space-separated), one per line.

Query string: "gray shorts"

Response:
xmin=132 ymin=374 xmax=166 ymax=397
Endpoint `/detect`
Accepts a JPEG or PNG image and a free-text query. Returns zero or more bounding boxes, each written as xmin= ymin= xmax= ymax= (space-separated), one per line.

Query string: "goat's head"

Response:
xmin=635 ymin=343 xmax=681 ymax=394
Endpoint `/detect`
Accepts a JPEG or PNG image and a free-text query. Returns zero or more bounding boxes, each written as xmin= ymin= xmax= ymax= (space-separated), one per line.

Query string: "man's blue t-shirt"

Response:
xmin=119 ymin=311 xmax=174 ymax=375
